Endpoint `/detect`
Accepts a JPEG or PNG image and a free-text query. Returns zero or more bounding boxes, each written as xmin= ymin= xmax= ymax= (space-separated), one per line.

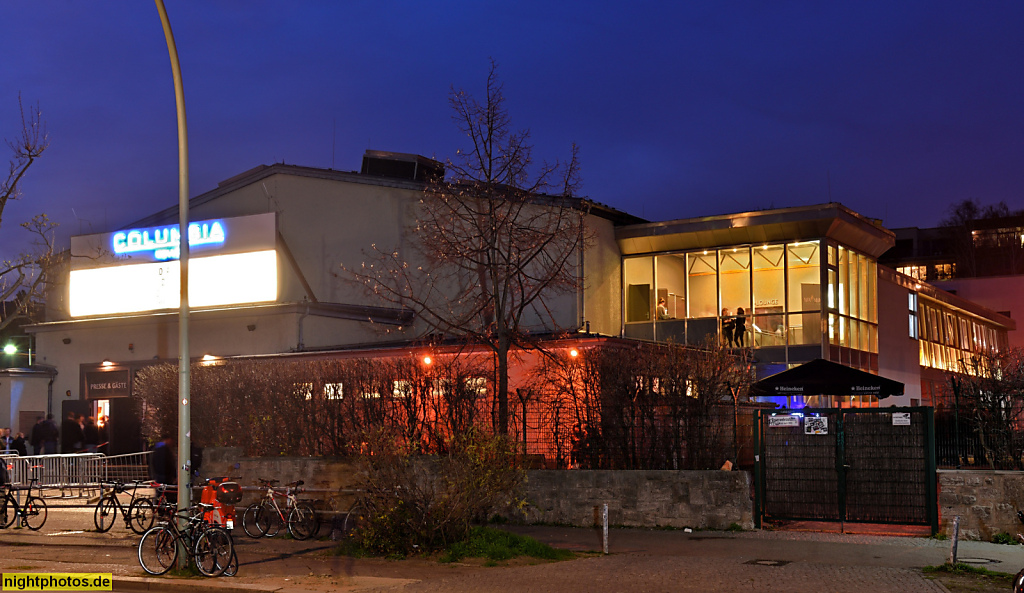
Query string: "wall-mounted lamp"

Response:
xmin=247 ymin=324 xmax=256 ymax=332
xmin=569 ymin=348 xmax=579 ymax=358
xmin=101 ymin=360 xmax=114 ymax=367
xmin=62 ymin=338 xmax=72 ymax=345
xmin=422 ymin=355 xmax=432 ymax=366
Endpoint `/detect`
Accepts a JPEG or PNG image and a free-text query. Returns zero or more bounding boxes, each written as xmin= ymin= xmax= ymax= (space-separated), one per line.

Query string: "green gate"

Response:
xmin=754 ymin=407 xmax=937 ymax=532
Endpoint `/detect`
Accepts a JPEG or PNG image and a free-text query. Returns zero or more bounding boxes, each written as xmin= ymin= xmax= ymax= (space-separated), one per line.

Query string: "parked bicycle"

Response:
xmin=0 ymin=465 xmax=47 ymax=530
xmin=94 ymin=480 xmax=154 ymax=534
xmin=241 ymin=478 xmax=318 ymax=540
xmin=137 ymin=502 xmax=236 ymax=577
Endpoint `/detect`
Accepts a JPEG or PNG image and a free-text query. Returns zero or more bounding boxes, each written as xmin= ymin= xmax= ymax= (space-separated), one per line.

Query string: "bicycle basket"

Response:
xmin=216 ymin=482 xmax=243 ymax=504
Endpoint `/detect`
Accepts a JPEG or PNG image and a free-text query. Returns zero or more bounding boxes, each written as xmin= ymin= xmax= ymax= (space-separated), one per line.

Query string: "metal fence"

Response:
xmin=2 ymin=451 xmax=152 ymax=497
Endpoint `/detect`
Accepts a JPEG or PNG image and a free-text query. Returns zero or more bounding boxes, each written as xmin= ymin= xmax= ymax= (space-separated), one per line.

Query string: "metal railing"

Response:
xmin=2 ymin=451 xmax=151 ymax=498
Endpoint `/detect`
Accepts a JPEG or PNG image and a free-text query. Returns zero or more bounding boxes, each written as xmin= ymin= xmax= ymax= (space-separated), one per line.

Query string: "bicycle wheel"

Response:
xmin=128 ymin=498 xmax=155 ymax=535
xmin=1 ymin=494 xmax=15 ymax=529
xmin=341 ymin=501 xmax=364 ymax=535
xmin=222 ymin=547 xmax=239 ymax=577
xmin=287 ymin=503 xmax=318 ymax=540
xmin=241 ymin=502 xmax=264 ymax=538
xmin=138 ymin=525 xmax=177 ymax=575
xmin=194 ymin=526 xmax=234 ymax=577
xmin=23 ymin=497 xmax=47 ymax=531
xmin=94 ymin=495 xmax=118 ymax=532
xmin=1014 ymin=569 xmax=1024 ymax=593
xmin=257 ymin=501 xmax=281 ymax=537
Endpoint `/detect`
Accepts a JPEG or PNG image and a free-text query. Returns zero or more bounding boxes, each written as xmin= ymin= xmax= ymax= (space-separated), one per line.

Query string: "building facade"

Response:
xmin=13 ymin=155 xmax=1015 ymax=450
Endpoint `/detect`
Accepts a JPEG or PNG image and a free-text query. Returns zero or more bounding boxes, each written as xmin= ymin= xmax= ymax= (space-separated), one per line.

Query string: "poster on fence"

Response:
xmin=768 ymin=415 xmax=800 ymax=428
xmin=892 ymin=412 xmax=911 ymax=426
xmin=804 ymin=416 xmax=828 ymax=435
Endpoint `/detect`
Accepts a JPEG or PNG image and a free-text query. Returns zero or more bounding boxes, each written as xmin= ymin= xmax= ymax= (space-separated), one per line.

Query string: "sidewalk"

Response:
xmin=2 ymin=505 xmax=1023 ymax=592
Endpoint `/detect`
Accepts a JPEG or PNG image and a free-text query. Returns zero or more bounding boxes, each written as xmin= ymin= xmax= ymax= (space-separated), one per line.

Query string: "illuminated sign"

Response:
xmin=69 ymin=213 xmax=277 ymax=317
xmin=112 ymin=220 xmax=226 ymax=260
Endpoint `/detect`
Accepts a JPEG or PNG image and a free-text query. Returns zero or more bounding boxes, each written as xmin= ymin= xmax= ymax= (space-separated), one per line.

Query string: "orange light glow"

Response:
xmin=569 ymin=348 xmax=579 ymax=358
xmin=423 ymin=355 xmax=432 ymax=365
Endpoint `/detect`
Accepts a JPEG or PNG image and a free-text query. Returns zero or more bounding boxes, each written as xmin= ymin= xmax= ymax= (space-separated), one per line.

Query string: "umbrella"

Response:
xmin=749 ymin=358 xmax=903 ymax=399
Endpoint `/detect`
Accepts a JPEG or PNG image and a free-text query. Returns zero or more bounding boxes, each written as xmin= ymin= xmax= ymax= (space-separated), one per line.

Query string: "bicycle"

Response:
xmin=93 ymin=480 xmax=154 ymax=534
xmin=137 ymin=502 xmax=236 ymax=577
xmin=321 ymin=486 xmax=364 ymax=538
xmin=241 ymin=478 xmax=318 ymax=540
xmin=0 ymin=465 xmax=47 ymax=530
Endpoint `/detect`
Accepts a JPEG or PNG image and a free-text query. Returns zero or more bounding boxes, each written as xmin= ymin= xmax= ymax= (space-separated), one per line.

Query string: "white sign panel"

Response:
xmin=804 ymin=416 xmax=829 ymax=435
xmin=892 ymin=412 xmax=911 ymax=426
xmin=768 ymin=415 xmax=800 ymax=428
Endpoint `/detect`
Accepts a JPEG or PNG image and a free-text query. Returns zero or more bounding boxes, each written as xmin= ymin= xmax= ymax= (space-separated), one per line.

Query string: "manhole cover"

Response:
xmin=958 ymin=558 xmax=999 ymax=565
xmin=744 ymin=559 xmax=792 ymax=567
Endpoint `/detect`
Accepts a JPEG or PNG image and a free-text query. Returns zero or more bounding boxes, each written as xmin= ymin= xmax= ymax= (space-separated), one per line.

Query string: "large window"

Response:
xmin=719 ymin=247 xmax=751 ymax=317
xmin=788 ymin=241 xmax=821 ymax=344
xmin=655 ymin=254 xmax=686 ymax=319
xmin=624 ymin=256 xmax=654 ymax=323
xmin=687 ymin=252 xmax=718 ymax=318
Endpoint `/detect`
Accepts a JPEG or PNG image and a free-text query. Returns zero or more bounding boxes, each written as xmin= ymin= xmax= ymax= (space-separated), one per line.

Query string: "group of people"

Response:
xmin=0 ymin=413 xmax=108 ymax=456
xmin=60 ymin=412 xmax=107 ymax=454
xmin=721 ymin=307 xmax=747 ymax=348
xmin=0 ymin=427 xmax=28 ymax=456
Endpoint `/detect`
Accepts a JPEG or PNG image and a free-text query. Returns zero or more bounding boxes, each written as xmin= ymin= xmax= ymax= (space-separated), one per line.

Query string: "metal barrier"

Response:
xmin=1 ymin=451 xmax=151 ymax=498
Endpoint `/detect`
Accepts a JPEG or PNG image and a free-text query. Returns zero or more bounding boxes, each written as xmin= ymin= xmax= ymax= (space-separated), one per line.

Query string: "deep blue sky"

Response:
xmin=2 ymin=1 xmax=1023 ymax=257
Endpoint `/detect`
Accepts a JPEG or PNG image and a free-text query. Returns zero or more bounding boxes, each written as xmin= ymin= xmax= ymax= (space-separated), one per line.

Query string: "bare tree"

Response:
xmin=344 ymin=62 xmax=590 ymax=434
xmin=0 ymin=97 xmax=56 ymax=332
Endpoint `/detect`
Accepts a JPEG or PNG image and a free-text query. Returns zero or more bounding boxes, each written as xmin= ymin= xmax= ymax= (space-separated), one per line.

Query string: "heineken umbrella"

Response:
xmin=749 ymin=358 xmax=903 ymax=399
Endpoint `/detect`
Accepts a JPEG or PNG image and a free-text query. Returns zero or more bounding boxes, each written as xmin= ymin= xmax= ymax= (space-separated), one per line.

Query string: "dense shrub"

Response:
xmin=352 ymin=428 xmax=526 ymax=556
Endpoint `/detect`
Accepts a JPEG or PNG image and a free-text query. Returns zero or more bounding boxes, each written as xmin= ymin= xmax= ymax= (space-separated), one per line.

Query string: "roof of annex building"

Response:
xmin=615 ymin=202 xmax=895 ymax=258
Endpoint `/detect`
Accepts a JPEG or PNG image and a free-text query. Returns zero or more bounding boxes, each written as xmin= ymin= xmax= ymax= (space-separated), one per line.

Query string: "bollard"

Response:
xmin=949 ymin=516 xmax=960 ymax=565
xmin=602 ymin=503 xmax=609 ymax=555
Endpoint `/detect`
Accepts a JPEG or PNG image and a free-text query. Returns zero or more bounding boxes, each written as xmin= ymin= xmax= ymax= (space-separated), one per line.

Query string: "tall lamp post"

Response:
xmin=154 ymin=0 xmax=192 ymax=531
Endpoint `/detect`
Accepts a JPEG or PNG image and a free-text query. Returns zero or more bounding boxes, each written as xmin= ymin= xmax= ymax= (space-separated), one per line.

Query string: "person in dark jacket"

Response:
xmin=39 ymin=414 xmax=59 ymax=454
xmin=29 ymin=416 xmax=43 ymax=455
xmin=149 ymin=437 xmax=176 ymax=485
xmin=61 ymin=412 xmax=85 ymax=453
xmin=83 ymin=416 xmax=100 ymax=453
xmin=12 ymin=432 xmax=27 ymax=456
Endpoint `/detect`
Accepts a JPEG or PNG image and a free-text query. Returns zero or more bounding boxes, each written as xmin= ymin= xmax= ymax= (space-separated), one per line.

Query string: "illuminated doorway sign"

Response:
xmin=112 ymin=220 xmax=226 ymax=260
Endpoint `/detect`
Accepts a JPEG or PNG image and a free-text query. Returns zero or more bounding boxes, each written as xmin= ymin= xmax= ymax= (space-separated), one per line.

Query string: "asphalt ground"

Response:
xmin=2 ymin=500 xmax=1024 ymax=592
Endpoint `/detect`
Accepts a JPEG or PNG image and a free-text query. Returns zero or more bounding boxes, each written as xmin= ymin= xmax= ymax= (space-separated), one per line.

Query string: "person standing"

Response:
xmin=83 ymin=417 xmax=100 ymax=453
xmin=721 ymin=308 xmax=734 ymax=347
xmin=62 ymin=412 xmax=85 ymax=453
xmin=734 ymin=307 xmax=747 ymax=347
xmin=0 ymin=428 xmax=12 ymax=453
xmin=40 ymin=414 xmax=59 ymax=454
xmin=12 ymin=432 xmax=27 ymax=456
xmin=29 ymin=416 xmax=44 ymax=455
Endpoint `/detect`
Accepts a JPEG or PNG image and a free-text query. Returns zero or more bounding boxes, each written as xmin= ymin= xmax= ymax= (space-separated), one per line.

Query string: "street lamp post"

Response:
xmin=154 ymin=0 xmax=192 ymax=549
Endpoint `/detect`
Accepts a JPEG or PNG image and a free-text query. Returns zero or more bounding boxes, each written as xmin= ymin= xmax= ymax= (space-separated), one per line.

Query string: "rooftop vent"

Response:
xmin=361 ymin=150 xmax=444 ymax=183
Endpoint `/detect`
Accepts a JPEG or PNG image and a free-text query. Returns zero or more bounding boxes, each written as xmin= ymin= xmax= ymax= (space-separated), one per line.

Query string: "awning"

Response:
xmin=749 ymin=358 xmax=904 ymax=399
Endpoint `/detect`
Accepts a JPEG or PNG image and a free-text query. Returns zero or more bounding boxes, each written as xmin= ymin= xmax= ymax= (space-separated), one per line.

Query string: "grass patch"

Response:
xmin=438 ymin=527 xmax=574 ymax=564
xmin=991 ymin=532 xmax=1018 ymax=545
xmin=922 ymin=562 xmax=1014 ymax=584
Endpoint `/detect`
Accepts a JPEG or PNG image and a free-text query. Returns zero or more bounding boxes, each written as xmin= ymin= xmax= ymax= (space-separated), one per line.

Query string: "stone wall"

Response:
xmin=938 ymin=469 xmax=1024 ymax=540
xmin=521 ymin=470 xmax=753 ymax=530
xmin=201 ymin=448 xmax=753 ymax=529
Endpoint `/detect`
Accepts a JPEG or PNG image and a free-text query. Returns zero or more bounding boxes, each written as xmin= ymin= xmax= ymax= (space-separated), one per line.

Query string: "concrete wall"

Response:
xmin=938 ymin=469 xmax=1024 ymax=540
xmin=201 ymin=448 xmax=753 ymax=529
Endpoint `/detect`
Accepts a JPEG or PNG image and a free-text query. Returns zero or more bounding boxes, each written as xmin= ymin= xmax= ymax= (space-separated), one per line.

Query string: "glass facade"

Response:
xmin=917 ymin=299 xmax=1003 ymax=372
xmin=623 ymin=240 xmax=880 ymax=364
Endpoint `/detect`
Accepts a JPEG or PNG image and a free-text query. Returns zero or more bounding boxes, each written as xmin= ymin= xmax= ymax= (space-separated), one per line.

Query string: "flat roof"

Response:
xmin=615 ymin=202 xmax=895 ymax=258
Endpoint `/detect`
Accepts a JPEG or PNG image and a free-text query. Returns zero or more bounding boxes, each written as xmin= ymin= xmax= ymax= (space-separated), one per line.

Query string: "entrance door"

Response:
xmin=755 ymin=407 xmax=937 ymax=532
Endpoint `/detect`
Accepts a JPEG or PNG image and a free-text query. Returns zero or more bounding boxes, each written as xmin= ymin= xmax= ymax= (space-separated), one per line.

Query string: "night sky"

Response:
xmin=2 ymin=1 xmax=1023 ymax=258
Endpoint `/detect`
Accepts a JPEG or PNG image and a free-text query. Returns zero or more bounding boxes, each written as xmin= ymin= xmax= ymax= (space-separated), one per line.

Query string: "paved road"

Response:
xmin=3 ymin=505 xmax=1024 ymax=592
